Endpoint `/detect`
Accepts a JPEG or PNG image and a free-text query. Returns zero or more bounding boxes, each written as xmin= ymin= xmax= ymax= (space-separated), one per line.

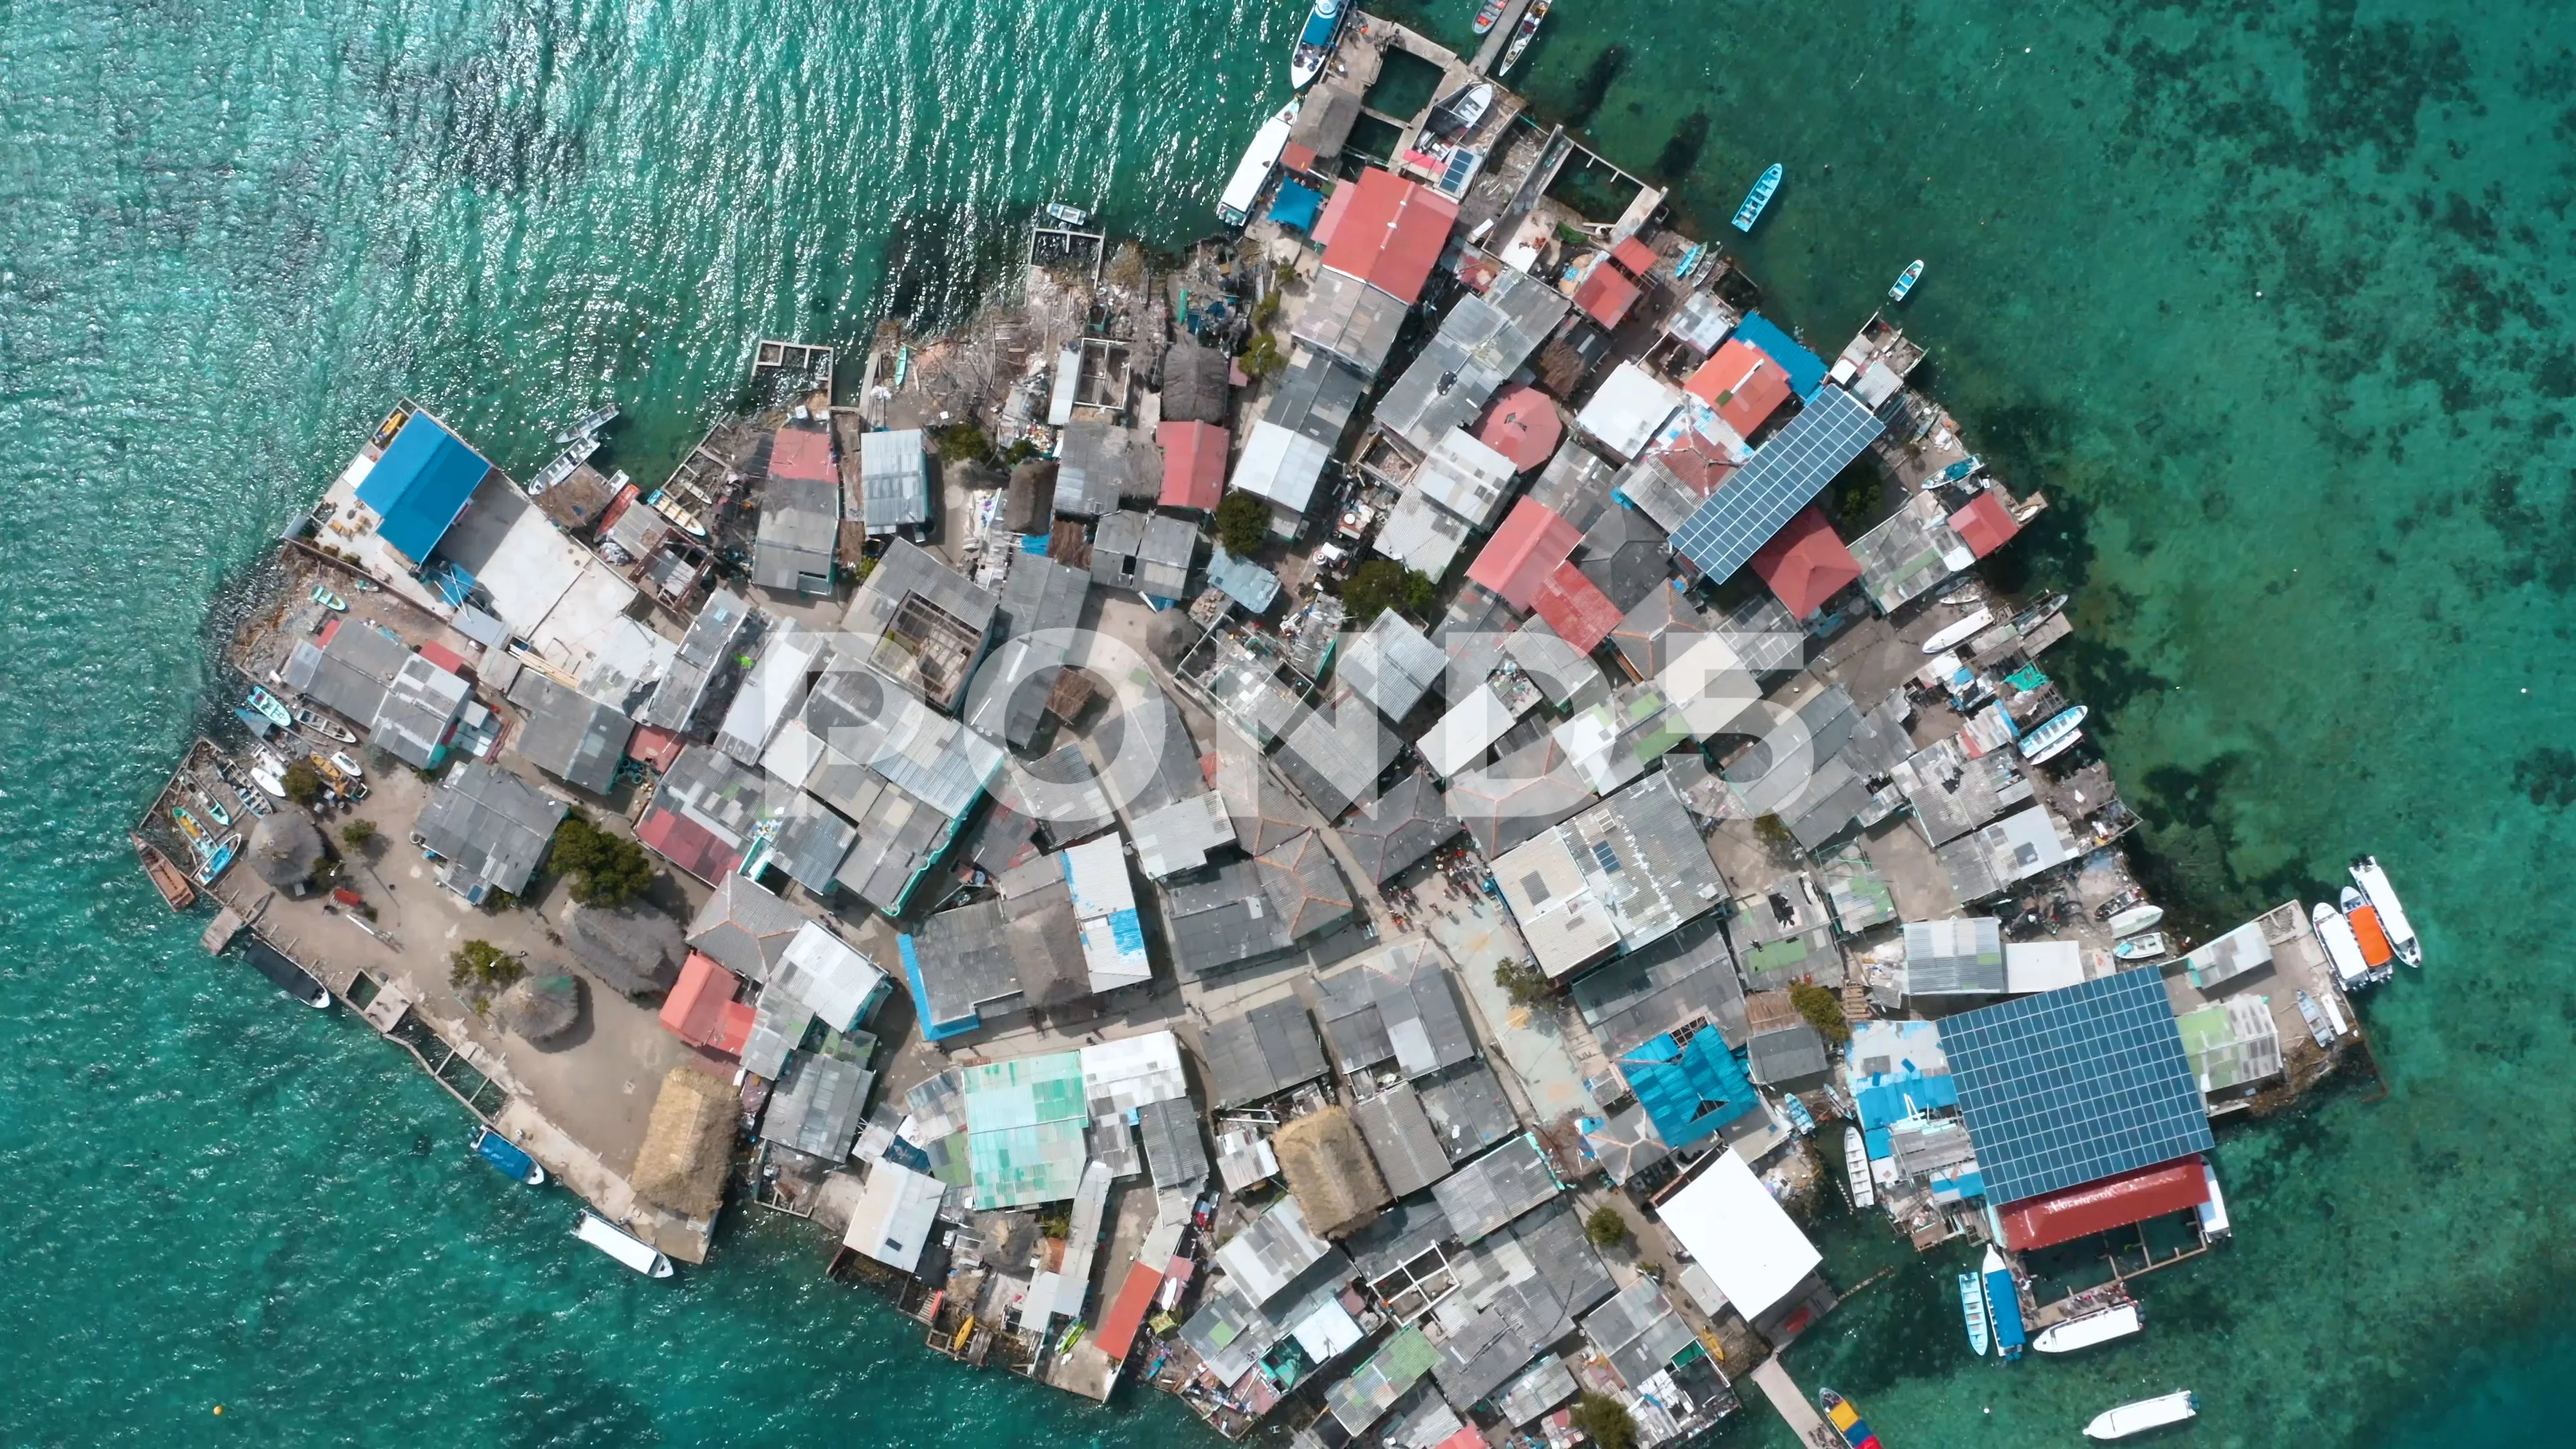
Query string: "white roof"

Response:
xmin=716 ymin=625 xmax=824 ymax=765
xmin=771 ymin=921 xmax=890 ymax=1032
xmin=1079 ymin=1030 xmax=1190 ymax=1116
xmin=1062 ymin=835 xmax=1152 ymax=991
xmin=1659 ymin=1151 xmax=1821 ymax=1320
xmin=1417 ymin=681 xmax=1521 ymax=778
xmin=2003 ymin=939 xmax=2087 ymax=994
xmin=842 ymin=1162 xmax=945 ymax=1274
xmin=1375 ymin=489 xmax=1473 ymax=578
xmin=1415 ymin=429 xmax=1518 ymax=528
xmin=1575 ymin=362 xmax=1683 ymax=462
xmin=1230 ymin=419 xmax=1332 ymax=513
xmin=1289 ymin=1297 xmax=1366 ymax=1362
xmin=1492 ymin=830 xmax=1623 ymax=977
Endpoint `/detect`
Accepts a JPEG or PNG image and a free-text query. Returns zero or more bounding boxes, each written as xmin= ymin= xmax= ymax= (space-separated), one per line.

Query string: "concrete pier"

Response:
xmin=1749 ymin=1357 xmax=1841 ymax=1449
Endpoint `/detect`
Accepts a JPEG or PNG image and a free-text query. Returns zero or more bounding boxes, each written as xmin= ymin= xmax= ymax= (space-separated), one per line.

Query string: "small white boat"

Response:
xmin=2024 ymin=726 xmax=2085 ymax=766
xmin=2084 ymin=1391 xmax=2196 ymax=1440
xmin=1843 ymin=1126 xmax=1875 ymax=1208
xmin=1889 ymin=259 xmax=1925 ymax=302
xmin=329 ymin=751 xmax=366 ymax=781
xmin=574 ymin=1211 xmax=674 ymax=1277
xmin=1497 ymin=0 xmax=1550 ymax=74
xmin=2106 ymin=904 xmax=2164 ymax=938
xmin=2112 ymin=932 xmax=2167 ymax=961
xmin=2017 ymin=705 xmax=2088 ymax=760
xmin=2311 ymin=902 xmax=2372 ymax=987
xmin=1921 ymin=606 xmax=1994 ymax=653
xmin=250 ymin=763 xmax=288 ymax=799
xmin=245 ymin=686 xmax=294 ymax=730
xmin=2348 ymin=854 xmax=2421 ymax=966
xmin=1042 ymin=201 xmax=1090 ymax=227
xmin=525 ymin=435 xmax=600 ymax=495
xmin=553 ymin=405 xmax=618 ymax=444
xmin=2035 ymin=1301 xmax=2143 ymax=1354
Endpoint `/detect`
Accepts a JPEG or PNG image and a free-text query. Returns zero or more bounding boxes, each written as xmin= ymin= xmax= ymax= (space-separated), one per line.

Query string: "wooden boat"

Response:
xmin=1921 ymin=606 xmax=1994 ymax=654
xmin=245 ymin=686 xmax=293 ymax=730
xmin=1497 ymin=0 xmax=1549 ymax=73
xmin=211 ymin=755 xmax=274 ymax=816
xmin=574 ymin=1211 xmax=675 ymax=1277
xmin=195 ymin=833 xmax=240 ymax=886
xmin=552 ymin=404 xmax=619 ymax=444
xmin=1472 ymin=0 xmax=1506 ymax=35
xmin=1843 ymin=1126 xmax=1875 ymax=1208
xmin=191 ymin=782 xmax=233 ymax=829
xmin=2084 ymin=1391 xmax=2196 ymax=1440
xmin=524 ymin=435 xmax=600 ymax=496
xmin=294 ymin=708 xmax=358 ymax=745
xmin=1959 ymin=1271 xmax=1991 ymax=1355
xmin=1819 ymin=1389 xmax=1882 ymax=1449
xmin=310 ymin=584 xmax=347 ymax=611
xmin=2035 ymin=1301 xmax=2143 ymax=1354
xmin=1889 ymin=259 xmax=1925 ymax=302
xmin=2106 ymin=904 xmax=2163 ymax=938
xmin=474 ymin=1127 xmax=548 ymax=1186
xmin=2112 ymin=932 xmax=2167 ymax=961
xmin=2017 ymin=705 xmax=2088 ymax=760
xmin=2348 ymin=855 xmax=2421 ymax=965
xmin=1732 ymin=163 xmax=1782 ymax=232
xmin=1673 ymin=241 xmax=1707 ymax=280
xmin=132 ymin=835 xmax=197 ymax=911
xmin=172 ymin=804 xmax=211 ymax=853
xmin=2341 ymin=886 xmax=2396 ymax=973
xmin=1982 ymin=1246 xmax=2025 ymax=1360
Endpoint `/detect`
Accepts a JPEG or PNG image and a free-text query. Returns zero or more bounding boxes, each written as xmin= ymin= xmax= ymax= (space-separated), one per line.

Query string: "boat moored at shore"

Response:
xmin=1982 ymin=1246 xmax=2026 ymax=1360
xmin=474 ymin=1127 xmax=547 ymax=1186
xmin=2084 ymin=1391 xmax=2196 ymax=1440
xmin=1959 ymin=1271 xmax=1990 ymax=1355
xmin=2349 ymin=855 xmax=2421 ymax=965
xmin=1289 ymin=0 xmax=1346 ymax=89
xmin=1216 ymin=101 xmax=1300 ymax=225
xmin=576 ymin=1211 xmax=675 ymax=1277
xmin=2034 ymin=1300 xmax=2143 ymax=1354
xmin=1819 ymin=1388 xmax=1883 ymax=1449
xmin=1844 ymin=1125 xmax=1875 ymax=1208
xmin=2017 ymin=705 xmax=2088 ymax=761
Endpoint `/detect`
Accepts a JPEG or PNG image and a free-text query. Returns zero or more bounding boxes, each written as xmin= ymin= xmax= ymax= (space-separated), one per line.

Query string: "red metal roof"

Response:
xmin=635 ymin=805 xmax=741 ymax=883
xmin=1157 ymin=420 xmax=1229 ymax=511
xmin=1093 ymin=1261 xmax=1165 ymax=1362
xmin=1434 ymin=1424 xmax=1491 ymax=1449
xmin=1531 ymin=561 xmax=1623 ymax=653
xmin=2001 ymin=1155 xmax=2210 ymax=1250
xmin=1748 ymin=506 xmax=1862 ymax=619
xmin=1572 ymin=260 xmax=1642 ymax=329
xmin=1684 ymin=339 xmax=1793 ymax=439
xmin=627 ymin=724 xmax=686 ymax=771
xmin=417 ymin=640 xmax=469 ymax=677
xmin=1311 ymin=181 xmax=1359 ymax=251
xmin=1280 ymin=142 xmax=1318 ymax=174
xmin=661 ymin=951 xmax=745 ymax=1052
xmin=1475 ymin=383 xmax=1562 ymax=472
xmin=1656 ymin=430 xmax=1736 ymax=496
xmin=769 ymin=427 xmax=835 ymax=484
xmin=1467 ymin=498 xmax=1581 ymax=610
xmin=1318 ymin=169 xmax=1459 ymax=305
xmin=1949 ymin=491 xmax=2023 ymax=558
xmin=1608 ymin=235 xmax=1658 ymax=279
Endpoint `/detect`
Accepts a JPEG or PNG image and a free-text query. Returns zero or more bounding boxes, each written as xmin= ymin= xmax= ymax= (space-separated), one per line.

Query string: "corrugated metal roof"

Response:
xmin=1569 ymin=914 xmax=1748 ymax=1057
xmin=413 ymin=761 xmax=567 ymax=896
xmin=1338 ymin=611 xmax=1448 ymax=722
xmin=1338 ymin=769 xmax=1463 ymax=883
xmin=1430 ymin=1133 xmax=1559 ymax=1242
xmin=1903 ymin=916 xmax=2008 ymax=996
xmin=1746 ymin=1021 xmax=1831 ymax=1083
xmin=753 ymin=471 xmax=841 ymax=592
xmin=857 ymin=429 xmax=929 ymax=532
xmin=1377 ymin=268 xmax=1570 ymax=450
xmin=1202 ymin=996 xmax=1328 ymax=1108
xmin=1135 ymin=1095 xmax=1211 ymax=1189
xmin=761 ymin=1051 xmax=871 ymax=1160
xmin=1417 ymin=1059 xmax=1517 ymax=1163
xmin=504 ymin=667 xmax=634 ymax=794
xmin=1353 ymin=1087 xmax=1451 ymax=1197
xmin=1292 ymin=266 xmax=1409 ymax=378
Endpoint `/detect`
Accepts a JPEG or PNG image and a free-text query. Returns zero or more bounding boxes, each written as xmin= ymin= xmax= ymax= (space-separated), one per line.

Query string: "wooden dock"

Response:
xmin=1748 ymin=1357 xmax=1841 ymax=1449
xmin=199 ymin=906 xmax=244 ymax=955
xmin=1468 ymin=0 xmax=1534 ymax=74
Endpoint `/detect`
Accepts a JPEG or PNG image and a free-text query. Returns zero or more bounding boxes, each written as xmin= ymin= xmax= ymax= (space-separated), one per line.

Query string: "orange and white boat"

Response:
xmin=2342 ymin=886 xmax=2396 ymax=977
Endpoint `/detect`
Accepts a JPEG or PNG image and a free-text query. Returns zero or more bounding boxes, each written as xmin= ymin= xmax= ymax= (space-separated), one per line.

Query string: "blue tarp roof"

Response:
xmin=1271 ymin=181 xmax=1324 ymax=233
xmin=356 ymin=413 xmax=493 ymax=564
xmin=1206 ymin=547 xmax=1282 ymax=612
xmin=896 ymin=934 xmax=981 ymax=1042
xmin=1853 ymin=1072 xmax=1959 ymax=1135
xmin=1731 ymin=313 xmax=1827 ymax=400
xmin=1619 ymin=1030 xmax=1762 ymax=1150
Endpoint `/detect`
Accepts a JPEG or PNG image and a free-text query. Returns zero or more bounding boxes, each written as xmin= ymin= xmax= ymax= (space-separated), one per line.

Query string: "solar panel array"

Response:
xmin=1940 ymin=967 xmax=2213 ymax=1206
xmin=1671 ymin=385 xmax=1885 ymax=580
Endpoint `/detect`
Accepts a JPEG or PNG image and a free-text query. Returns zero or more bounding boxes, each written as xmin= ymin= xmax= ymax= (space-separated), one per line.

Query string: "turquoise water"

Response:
xmin=5 ymin=0 xmax=2571 ymax=1441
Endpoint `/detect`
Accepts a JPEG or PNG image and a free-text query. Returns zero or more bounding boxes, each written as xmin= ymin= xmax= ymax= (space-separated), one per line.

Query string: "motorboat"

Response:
xmin=2294 ymin=990 xmax=2337 ymax=1046
xmin=329 ymin=751 xmax=366 ymax=781
xmin=1959 ymin=1271 xmax=1990 ymax=1355
xmin=2348 ymin=854 xmax=2421 ymax=965
xmin=1289 ymin=0 xmax=1346 ymax=89
xmin=553 ymin=404 xmax=618 ymax=444
xmin=2310 ymin=902 xmax=2373 ymax=987
xmin=1843 ymin=1126 xmax=1875 ymax=1208
xmin=2084 ymin=1391 xmax=2196 ymax=1440
xmin=1819 ymin=1389 xmax=1882 ymax=1449
xmin=2024 ymin=725 xmax=2085 ymax=766
xmin=474 ymin=1127 xmax=547 ymax=1186
xmin=574 ymin=1211 xmax=675 ymax=1277
xmin=1921 ymin=607 xmax=1994 ymax=653
xmin=310 ymin=584 xmax=347 ymax=611
xmin=2034 ymin=1301 xmax=2143 ymax=1354
xmin=2112 ymin=932 xmax=2167 ymax=961
xmin=1424 ymin=82 xmax=1495 ymax=139
xmin=1889 ymin=259 xmax=1925 ymax=301
xmin=1982 ymin=1245 xmax=2025 ymax=1359
xmin=195 ymin=833 xmax=240 ymax=886
xmin=524 ymin=435 xmax=600 ymax=496
xmin=1217 ymin=100 xmax=1301 ymax=225
xmin=191 ymin=782 xmax=233 ymax=829
xmin=239 ymin=936 xmax=330 ymax=1008
xmin=294 ymin=708 xmax=359 ymax=745
xmin=2341 ymin=885 xmax=2397 ymax=974
xmin=1472 ymin=0 xmax=1506 ymax=35
xmin=245 ymin=686 xmax=294 ymax=729
xmin=1042 ymin=201 xmax=1090 ymax=227
xmin=1732 ymin=163 xmax=1782 ymax=232
xmin=1498 ymin=0 xmax=1549 ymax=73
xmin=2017 ymin=705 xmax=2088 ymax=760
xmin=2106 ymin=904 xmax=2164 ymax=938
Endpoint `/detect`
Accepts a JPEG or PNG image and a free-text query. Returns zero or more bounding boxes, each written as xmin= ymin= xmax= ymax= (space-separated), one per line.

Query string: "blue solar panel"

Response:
xmin=1939 ymin=968 xmax=2212 ymax=1206
xmin=1670 ymin=386 xmax=1884 ymax=582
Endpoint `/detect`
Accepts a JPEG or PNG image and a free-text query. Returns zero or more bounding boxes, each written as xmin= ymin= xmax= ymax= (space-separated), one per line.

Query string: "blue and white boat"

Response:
xmin=1983 ymin=1246 xmax=2026 ymax=1360
xmin=1732 ymin=163 xmax=1782 ymax=232
xmin=1960 ymin=1271 xmax=1992 ymax=1356
xmin=474 ymin=1126 xmax=547 ymax=1186
xmin=1673 ymin=242 xmax=1707 ymax=280
xmin=245 ymin=685 xmax=294 ymax=730
xmin=1889 ymin=259 xmax=1924 ymax=302
xmin=1289 ymin=0 xmax=1346 ymax=89
xmin=2017 ymin=704 xmax=2088 ymax=760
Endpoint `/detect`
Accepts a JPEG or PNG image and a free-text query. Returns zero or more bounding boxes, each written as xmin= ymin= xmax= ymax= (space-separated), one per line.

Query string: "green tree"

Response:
xmin=546 ymin=813 xmax=657 ymax=908
xmin=1585 ymin=1203 xmax=1633 ymax=1250
xmin=280 ymin=758 xmax=325 ymax=807
xmin=1790 ymin=980 xmax=1851 ymax=1046
xmin=1240 ymin=331 xmax=1285 ymax=381
xmin=1216 ymin=492 xmax=1272 ymax=557
xmin=1342 ymin=560 xmax=1436 ymax=624
xmin=934 ymin=420 xmax=996 ymax=464
xmin=339 ymin=819 xmax=378 ymax=850
xmin=1752 ymin=812 xmax=1794 ymax=847
xmin=1571 ymin=1391 xmax=1638 ymax=1449
xmin=1493 ymin=957 xmax=1552 ymax=1009
xmin=449 ymin=939 xmax=525 ymax=994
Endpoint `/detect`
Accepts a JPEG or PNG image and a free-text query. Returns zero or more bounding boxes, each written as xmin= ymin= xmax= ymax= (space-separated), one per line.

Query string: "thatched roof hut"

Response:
xmin=564 ymin=901 xmax=686 ymax=1000
xmin=493 ymin=972 xmax=582 ymax=1046
xmin=1273 ymin=1105 xmax=1389 ymax=1239
xmin=631 ymin=1068 xmax=737 ymax=1222
xmin=248 ymin=811 xmax=325 ymax=889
